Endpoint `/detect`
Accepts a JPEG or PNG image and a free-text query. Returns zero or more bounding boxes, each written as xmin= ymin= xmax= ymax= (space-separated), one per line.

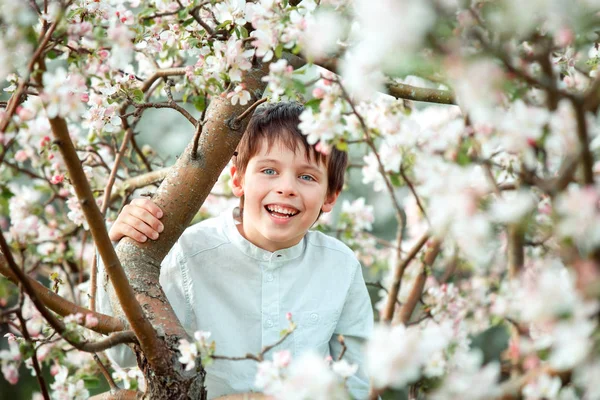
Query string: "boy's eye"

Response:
xmin=299 ymin=174 xmax=315 ymax=182
xmin=262 ymin=168 xmax=276 ymax=175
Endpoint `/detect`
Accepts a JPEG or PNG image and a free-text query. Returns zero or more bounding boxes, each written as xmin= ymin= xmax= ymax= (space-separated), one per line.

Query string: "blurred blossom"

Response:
xmin=522 ymin=373 xmax=562 ymax=400
xmin=278 ymin=352 xmax=348 ymax=400
xmin=497 ymin=100 xmax=550 ymax=168
xmin=50 ymin=366 xmax=89 ymax=400
xmin=301 ymin=9 xmax=347 ymax=61
xmin=366 ymin=322 xmax=451 ymax=389
xmin=339 ymin=197 xmax=374 ymax=232
xmin=448 ymin=59 xmax=505 ymax=126
xmin=262 ymin=59 xmax=294 ymax=101
xmin=431 ymin=350 xmax=501 ymax=400
xmin=489 ymin=190 xmax=537 ymax=224
xmin=555 ymin=185 xmax=600 ymax=252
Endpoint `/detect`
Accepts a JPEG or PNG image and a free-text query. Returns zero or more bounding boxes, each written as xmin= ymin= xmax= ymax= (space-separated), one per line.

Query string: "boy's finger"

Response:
xmin=131 ymin=198 xmax=163 ymax=218
xmin=128 ymin=203 xmax=164 ymax=233
xmin=119 ymin=224 xmax=148 ymax=243
xmin=122 ymin=214 xmax=160 ymax=240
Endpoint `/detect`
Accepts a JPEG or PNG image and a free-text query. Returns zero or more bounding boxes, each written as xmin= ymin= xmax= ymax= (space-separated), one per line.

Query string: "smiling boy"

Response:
xmin=99 ymin=102 xmax=373 ymax=399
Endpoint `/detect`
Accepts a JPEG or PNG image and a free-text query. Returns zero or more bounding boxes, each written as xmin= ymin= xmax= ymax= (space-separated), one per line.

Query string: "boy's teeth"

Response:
xmin=266 ymin=205 xmax=298 ymax=215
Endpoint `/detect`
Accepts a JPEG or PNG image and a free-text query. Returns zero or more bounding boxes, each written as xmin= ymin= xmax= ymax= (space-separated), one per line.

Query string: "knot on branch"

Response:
xmin=227 ymin=115 xmax=243 ymax=131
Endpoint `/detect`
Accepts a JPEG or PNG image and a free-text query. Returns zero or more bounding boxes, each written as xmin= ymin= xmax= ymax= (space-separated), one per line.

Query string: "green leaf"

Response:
xmin=132 ymin=89 xmax=144 ymax=104
xmin=275 ymin=44 xmax=283 ymax=59
xmin=178 ymin=8 xmax=189 ymax=19
xmin=335 ymin=141 xmax=348 ymax=152
xmin=304 ymin=98 xmax=321 ymax=112
xmin=47 ymin=50 xmax=57 ymax=60
xmin=216 ymin=20 xmax=232 ymax=30
xmin=239 ymin=25 xmax=249 ymax=38
xmin=82 ymin=376 xmax=101 ymax=389
xmin=194 ymin=96 xmax=206 ymax=112
xmin=292 ymin=78 xmax=305 ymax=93
xmin=389 ymin=173 xmax=404 ymax=187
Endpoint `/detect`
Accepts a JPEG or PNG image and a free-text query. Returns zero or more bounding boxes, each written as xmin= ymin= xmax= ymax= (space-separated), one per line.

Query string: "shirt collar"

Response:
xmin=224 ymin=207 xmax=305 ymax=265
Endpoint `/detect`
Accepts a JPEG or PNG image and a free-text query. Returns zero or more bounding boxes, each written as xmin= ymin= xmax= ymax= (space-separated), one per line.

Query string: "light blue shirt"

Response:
xmin=98 ymin=208 xmax=373 ymax=399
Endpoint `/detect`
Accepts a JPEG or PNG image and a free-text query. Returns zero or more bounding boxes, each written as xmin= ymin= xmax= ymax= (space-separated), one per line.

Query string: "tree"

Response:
xmin=1 ymin=0 xmax=600 ymax=399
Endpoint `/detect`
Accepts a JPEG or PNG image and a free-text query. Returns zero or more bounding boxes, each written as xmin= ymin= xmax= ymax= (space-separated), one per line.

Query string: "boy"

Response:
xmin=99 ymin=102 xmax=373 ymax=399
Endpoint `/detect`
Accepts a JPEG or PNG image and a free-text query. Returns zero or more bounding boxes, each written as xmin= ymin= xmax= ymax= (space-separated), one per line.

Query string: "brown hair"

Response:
xmin=234 ymin=101 xmax=347 ymax=198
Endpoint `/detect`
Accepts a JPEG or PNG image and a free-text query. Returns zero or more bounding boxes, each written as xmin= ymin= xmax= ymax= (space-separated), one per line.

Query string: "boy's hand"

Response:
xmin=109 ymin=198 xmax=164 ymax=243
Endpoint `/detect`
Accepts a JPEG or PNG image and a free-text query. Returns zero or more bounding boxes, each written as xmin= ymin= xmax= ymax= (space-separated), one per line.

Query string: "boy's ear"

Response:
xmin=321 ymin=190 xmax=341 ymax=213
xmin=230 ymin=164 xmax=244 ymax=197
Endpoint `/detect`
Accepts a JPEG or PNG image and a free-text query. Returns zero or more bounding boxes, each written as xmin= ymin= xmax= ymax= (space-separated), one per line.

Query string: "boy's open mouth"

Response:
xmin=265 ymin=204 xmax=299 ymax=219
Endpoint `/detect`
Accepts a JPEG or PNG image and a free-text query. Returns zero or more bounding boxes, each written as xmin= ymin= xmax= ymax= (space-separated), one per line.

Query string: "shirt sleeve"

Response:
xmin=329 ymin=261 xmax=374 ymax=400
xmin=96 ymin=240 xmax=190 ymax=368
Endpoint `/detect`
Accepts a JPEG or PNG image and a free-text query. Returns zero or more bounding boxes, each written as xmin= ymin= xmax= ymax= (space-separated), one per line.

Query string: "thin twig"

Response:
xmin=93 ymin=354 xmax=118 ymax=390
xmin=336 ymin=335 xmax=347 ymax=361
xmin=571 ymin=97 xmax=595 ymax=185
xmin=16 ymin=304 xmax=50 ymax=400
xmin=0 ymin=18 xmax=60 ymax=133
xmin=0 ymin=231 xmax=138 ymax=353
xmin=382 ymin=233 xmax=430 ymax=323
xmin=234 ymin=97 xmax=268 ymax=124
xmin=213 ymin=325 xmax=295 ymax=363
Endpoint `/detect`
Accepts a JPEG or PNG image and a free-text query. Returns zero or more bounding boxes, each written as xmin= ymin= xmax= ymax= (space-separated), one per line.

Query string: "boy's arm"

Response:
xmin=329 ymin=262 xmax=374 ymax=400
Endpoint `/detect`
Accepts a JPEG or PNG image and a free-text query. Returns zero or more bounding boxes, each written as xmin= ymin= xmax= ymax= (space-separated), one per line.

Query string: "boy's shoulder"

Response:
xmin=176 ymin=213 xmax=231 ymax=254
xmin=304 ymin=229 xmax=358 ymax=264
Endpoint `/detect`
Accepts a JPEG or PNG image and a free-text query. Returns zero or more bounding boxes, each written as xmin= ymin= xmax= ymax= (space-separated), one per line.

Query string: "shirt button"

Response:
xmin=265 ymin=319 xmax=273 ymax=328
xmin=310 ymin=313 xmax=319 ymax=322
xmin=263 ymin=254 xmax=270 ymax=260
xmin=266 ymin=273 xmax=274 ymax=282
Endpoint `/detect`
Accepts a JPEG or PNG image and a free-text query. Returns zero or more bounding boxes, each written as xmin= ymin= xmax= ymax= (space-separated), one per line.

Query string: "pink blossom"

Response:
xmin=1 ymin=363 xmax=19 ymax=385
xmin=50 ymin=174 xmax=64 ymax=184
xmin=273 ymin=350 xmax=291 ymax=368
xmin=14 ymin=150 xmax=29 ymax=162
xmin=312 ymin=87 xmax=325 ymax=98
xmin=84 ymin=314 xmax=99 ymax=328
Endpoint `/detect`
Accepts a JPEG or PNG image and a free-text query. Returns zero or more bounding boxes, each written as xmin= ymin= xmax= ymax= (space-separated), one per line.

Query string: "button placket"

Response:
xmin=261 ymin=259 xmax=280 ymax=348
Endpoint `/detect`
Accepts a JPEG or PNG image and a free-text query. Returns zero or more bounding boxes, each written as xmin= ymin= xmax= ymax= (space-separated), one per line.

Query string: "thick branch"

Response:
xmin=89 ymin=390 xmax=141 ymax=400
xmin=0 ymin=253 xmax=124 ymax=335
xmin=387 ymin=80 xmax=456 ymax=105
xmin=283 ymin=53 xmax=456 ymax=105
xmin=108 ymin=62 xmax=270 ymax=373
xmin=141 ymin=68 xmax=187 ymax=93
xmin=109 ymin=168 xmax=170 ymax=204
xmin=0 ymin=234 xmax=137 ymax=353
xmin=34 ymin=60 xmax=170 ymax=374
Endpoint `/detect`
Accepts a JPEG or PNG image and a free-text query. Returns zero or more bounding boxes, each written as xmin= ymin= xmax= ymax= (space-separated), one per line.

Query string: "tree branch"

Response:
xmin=140 ymin=68 xmax=187 ymax=93
xmin=0 ymin=232 xmax=137 ymax=353
xmin=108 ymin=168 xmax=170 ymax=204
xmin=571 ymin=97 xmax=595 ymax=185
xmin=282 ymin=53 xmax=457 ymax=105
xmin=34 ymin=59 xmax=171 ymax=374
xmin=0 ymin=17 xmax=60 ymax=133
xmin=382 ymin=233 xmax=430 ymax=323
xmin=0 ymin=253 xmax=124 ymax=335
xmin=393 ymin=240 xmax=441 ymax=325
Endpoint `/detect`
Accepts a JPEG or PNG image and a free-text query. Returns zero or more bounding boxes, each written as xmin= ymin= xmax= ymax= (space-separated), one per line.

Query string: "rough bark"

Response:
xmin=104 ymin=62 xmax=270 ymax=399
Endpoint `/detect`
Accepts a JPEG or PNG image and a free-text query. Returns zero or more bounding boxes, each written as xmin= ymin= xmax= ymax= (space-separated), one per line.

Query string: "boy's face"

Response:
xmin=230 ymin=138 xmax=339 ymax=252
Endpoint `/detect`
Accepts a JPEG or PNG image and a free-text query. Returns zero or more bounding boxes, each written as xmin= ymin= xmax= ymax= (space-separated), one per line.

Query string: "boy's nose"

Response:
xmin=276 ymin=175 xmax=297 ymax=196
